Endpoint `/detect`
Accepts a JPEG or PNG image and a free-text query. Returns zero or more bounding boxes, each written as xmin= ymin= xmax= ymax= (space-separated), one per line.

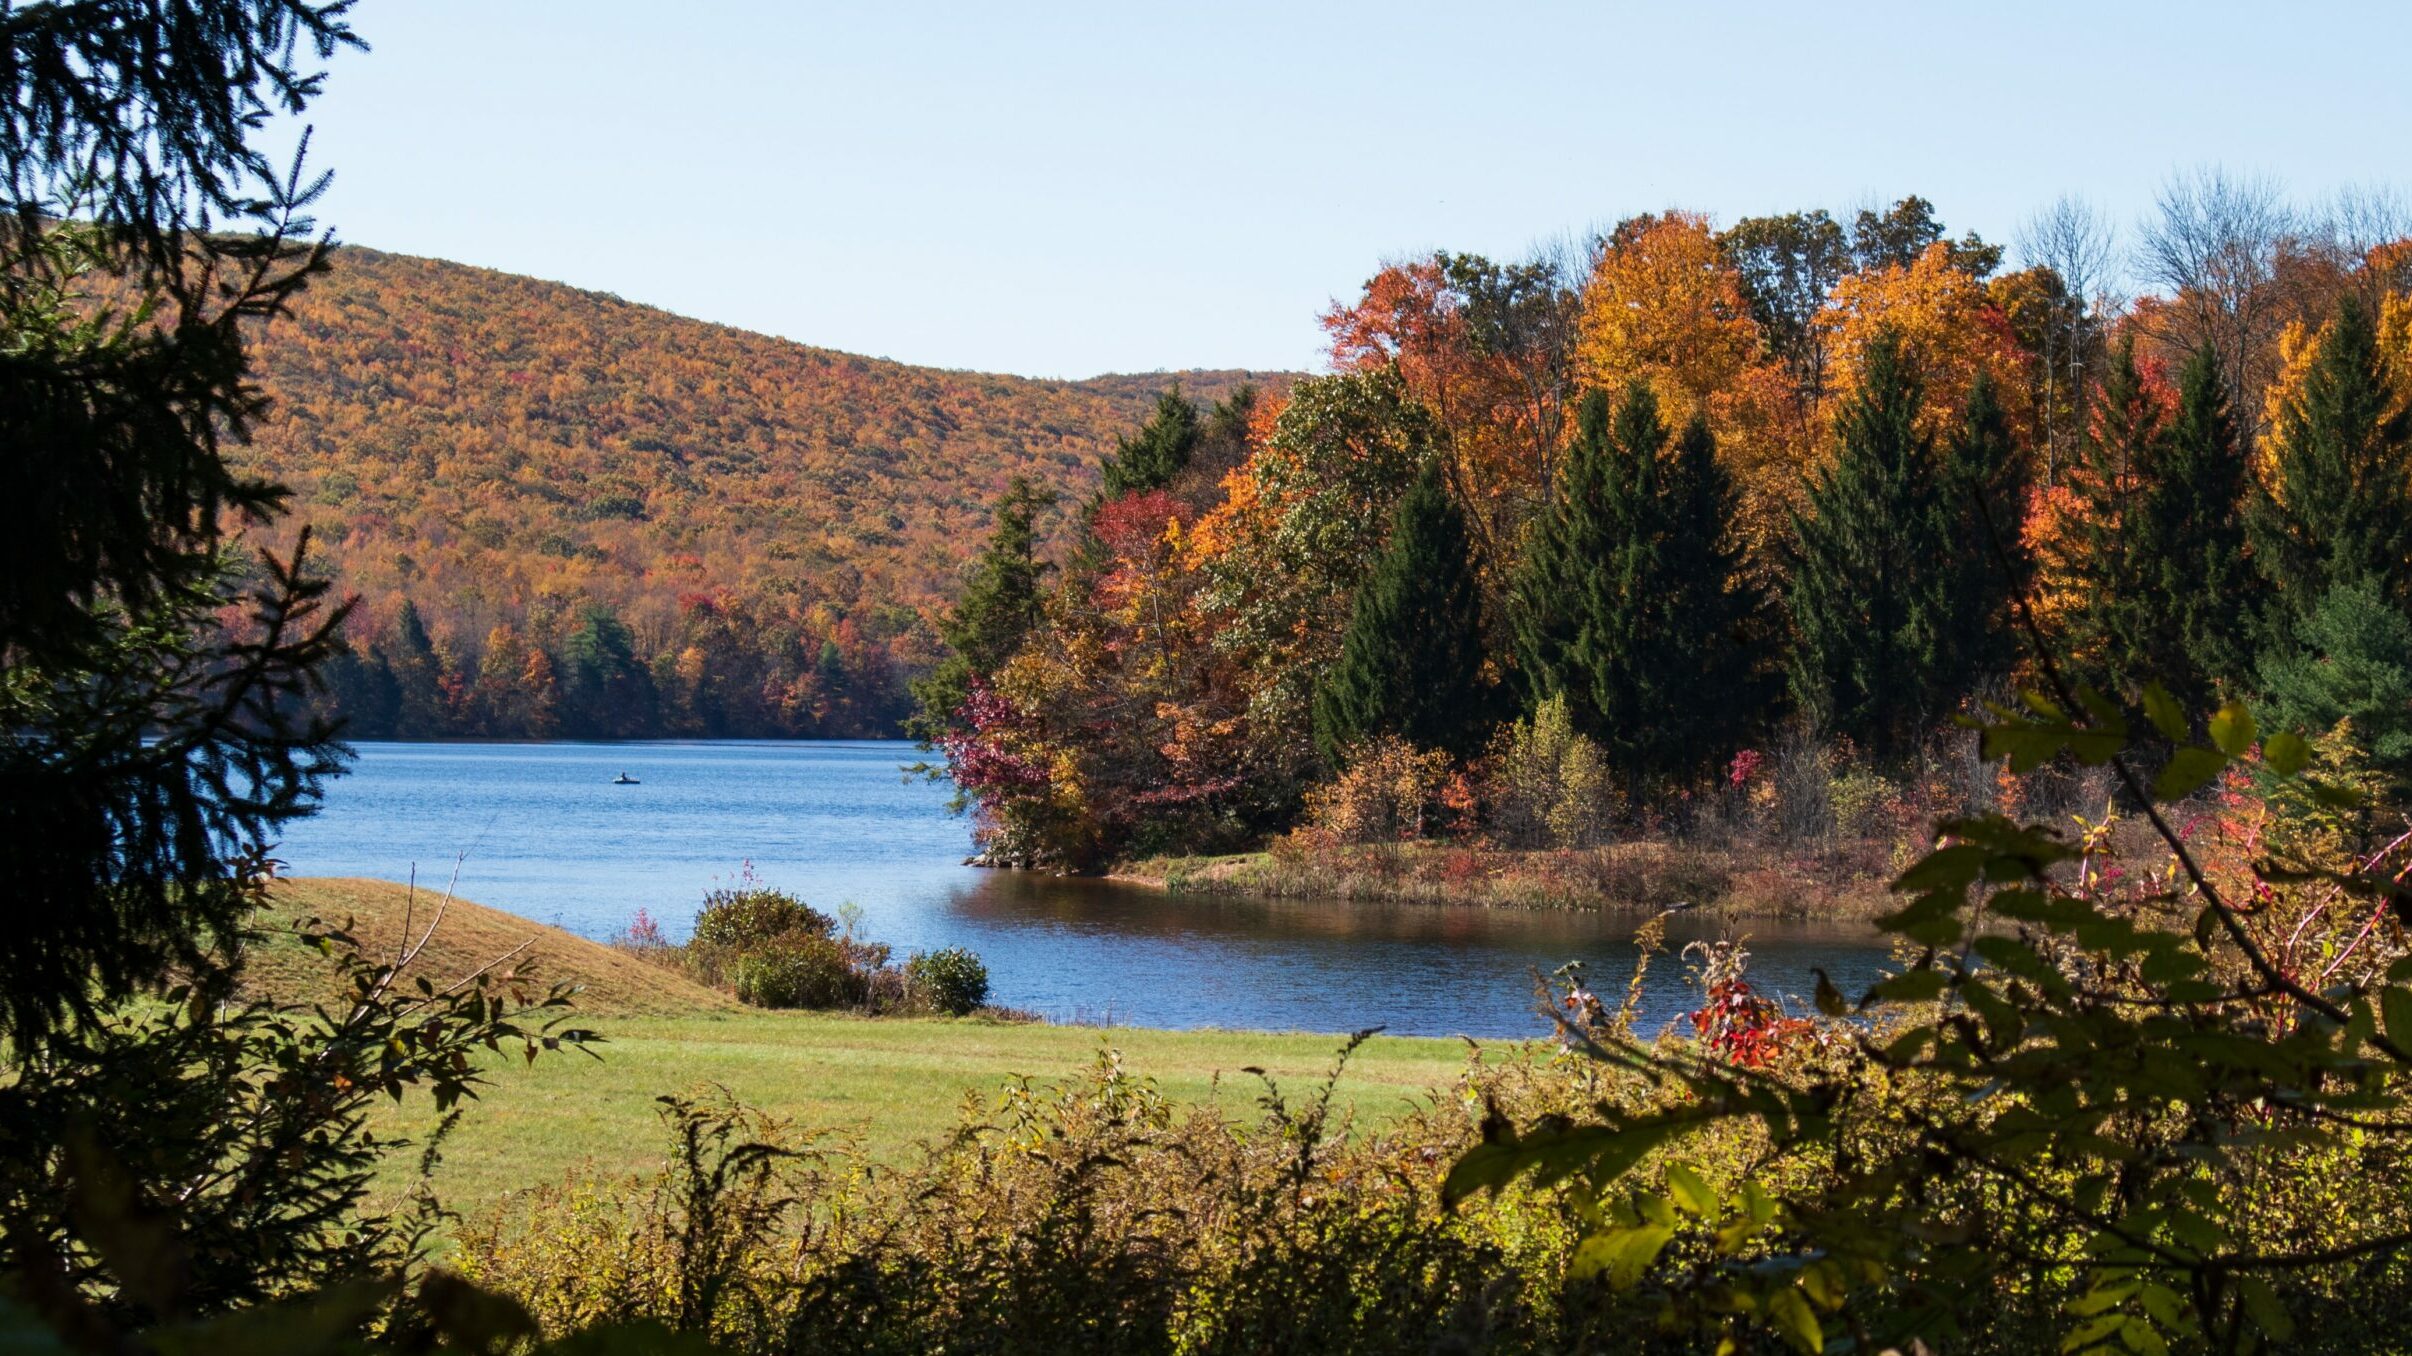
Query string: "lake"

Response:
xmin=275 ymin=740 xmax=1894 ymax=1038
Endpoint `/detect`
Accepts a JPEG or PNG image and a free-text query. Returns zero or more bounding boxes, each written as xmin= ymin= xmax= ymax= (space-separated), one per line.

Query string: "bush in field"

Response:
xmin=691 ymin=886 xmax=836 ymax=951
xmin=732 ymin=933 xmax=867 ymax=1010
xmin=1824 ymin=766 xmax=1902 ymax=837
xmin=905 ymin=946 xmax=991 ymax=1016
xmin=1303 ymin=736 xmax=1466 ymax=844
xmin=1486 ymin=694 xmax=1614 ymax=848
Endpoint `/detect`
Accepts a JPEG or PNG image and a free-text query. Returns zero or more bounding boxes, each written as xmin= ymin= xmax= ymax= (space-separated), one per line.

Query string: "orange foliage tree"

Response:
xmin=1819 ymin=241 xmax=2034 ymax=450
xmin=1573 ymin=212 xmax=1801 ymax=557
xmin=1321 ymin=252 xmax=1583 ymax=573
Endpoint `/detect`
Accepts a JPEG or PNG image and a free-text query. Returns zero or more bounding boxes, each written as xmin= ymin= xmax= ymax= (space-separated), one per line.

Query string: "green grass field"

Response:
xmin=390 ymin=1011 xmax=1491 ymax=1210
xmin=256 ymin=881 xmax=1500 ymax=1215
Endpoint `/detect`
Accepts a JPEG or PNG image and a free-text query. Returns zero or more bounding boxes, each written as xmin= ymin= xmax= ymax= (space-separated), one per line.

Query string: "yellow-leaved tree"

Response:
xmin=1574 ymin=211 xmax=1801 ymax=562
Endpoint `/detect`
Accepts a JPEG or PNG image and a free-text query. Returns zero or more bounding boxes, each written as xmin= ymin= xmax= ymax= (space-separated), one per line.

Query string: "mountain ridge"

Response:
xmin=231 ymin=243 xmax=1295 ymax=738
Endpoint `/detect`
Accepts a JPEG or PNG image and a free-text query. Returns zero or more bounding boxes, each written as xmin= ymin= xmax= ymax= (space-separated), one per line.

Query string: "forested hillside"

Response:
xmin=238 ymin=244 xmax=1282 ymax=739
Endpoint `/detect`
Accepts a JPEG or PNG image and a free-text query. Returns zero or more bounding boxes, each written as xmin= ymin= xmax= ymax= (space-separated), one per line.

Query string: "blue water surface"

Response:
xmin=275 ymin=740 xmax=1893 ymax=1038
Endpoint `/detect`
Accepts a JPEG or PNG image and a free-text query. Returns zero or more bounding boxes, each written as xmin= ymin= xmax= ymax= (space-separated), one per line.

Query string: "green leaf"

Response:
xmin=1665 ymin=1162 xmax=1716 ymax=1218
xmin=2134 ymin=1283 xmax=2188 ymax=1332
xmin=1569 ymin=1222 xmax=1676 ymax=1288
xmin=2075 ymin=685 xmax=2127 ymax=734
xmin=2209 ymin=700 xmax=2256 ymax=757
xmin=2067 ymin=1280 xmax=2140 ymax=1317
xmin=1442 ymin=1114 xmax=1693 ymax=1204
xmin=2153 ymin=746 xmax=2228 ymax=802
xmin=1740 ymin=1180 xmax=1776 ymax=1225
xmin=2140 ymin=683 xmax=2187 ymax=740
xmin=2383 ymin=987 xmax=2412 ymax=1061
xmin=1892 ymin=843 xmax=1991 ymax=891
xmin=2236 ymin=1275 xmax=2293 ymax=1342
xmin=2262 ymin=730 xmax=2310 ymax=776
xmin=1866 ymin=969 xmax=1949 ymax=1004
xmin=1766 ymin=1285 xmax=1825 ymax=1355
xmin=2310 ymin=778 xmax=2367 ymax=810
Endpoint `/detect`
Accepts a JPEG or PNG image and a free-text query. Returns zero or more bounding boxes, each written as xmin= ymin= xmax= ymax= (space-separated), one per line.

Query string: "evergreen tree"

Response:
xmin=1312 ymin=459 xmax=1489 ymax=762
xmin=909 ymin=476 xmax=1056 ymax=740
xmin=2249 ymin=294 xmax=2412 ymax=634
xmin=1509 ymin=384 xmax=1764 ymax=789
xmin=2135 ymin=343 xmax=2255 ymax=706
xmin=387 ymin=598 xmax=446 ymax=737
xmin=320 ymin=641 xmax=402 ymax=738
xmin=1579 ymin=388 xmax=1673 ymax=776
xmin=1936 ymin=369 xmax=2028 ymax=689
xmin=1786 ymin=330 xmax=1956 ymax=759
xmin=2258 ymin=579 xmax=2412 ymax=797
xmin=0 ymin=0 xmax=358 ymax=1048
xmin=1509 ymin=388 xmax=1618 ymax=727
xmin=2057 ymin=337 xmax=2164 ymax=685
xmin=1100 ymin=387 xmax=1201 ymax=499
xmin=1637 ymin=410 xmax=1769 ymax=782
xmin=559 ymin=602 xmax=656 ymax=738
xmin=1072 ymin=388 xmax=1200 ymax=575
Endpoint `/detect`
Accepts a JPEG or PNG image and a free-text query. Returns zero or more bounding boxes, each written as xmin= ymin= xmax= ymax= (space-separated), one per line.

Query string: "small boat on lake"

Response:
xmin=611 ymin=772 xmax=640 ymax=785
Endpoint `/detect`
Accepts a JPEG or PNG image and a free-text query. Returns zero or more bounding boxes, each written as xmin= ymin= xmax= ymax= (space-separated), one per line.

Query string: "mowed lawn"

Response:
xmin=255 ymin=881 xmax=1502 ymax=1215
xmin=387 ymin=1011 xmax=1493 ymax=1210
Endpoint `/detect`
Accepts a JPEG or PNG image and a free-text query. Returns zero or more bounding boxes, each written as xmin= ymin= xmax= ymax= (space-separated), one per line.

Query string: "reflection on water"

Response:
xmin=943 ymin=872 xmax=1893 ymax=1037
xmin=277 ymin=740 xmax=1894 ymax=1038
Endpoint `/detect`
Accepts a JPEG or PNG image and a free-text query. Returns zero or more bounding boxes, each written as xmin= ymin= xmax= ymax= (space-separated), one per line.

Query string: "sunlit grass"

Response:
xmin=254 ymin=880 xmax=1507 ymax=1218
xmin=379 ymin=1010 xmax=1498 ymax=1215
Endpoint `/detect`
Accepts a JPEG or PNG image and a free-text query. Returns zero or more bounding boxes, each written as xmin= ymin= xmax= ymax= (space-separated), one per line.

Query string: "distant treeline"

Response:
xmin=312 ymin=592 xmax=911 ymax=740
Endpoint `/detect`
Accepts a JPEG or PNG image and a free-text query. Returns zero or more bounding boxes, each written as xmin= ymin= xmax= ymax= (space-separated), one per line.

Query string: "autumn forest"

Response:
xmin=237 ymin=245 xmax=1276 ymax=739
xmin=911 ymin=186 xmax=2412 ymax=870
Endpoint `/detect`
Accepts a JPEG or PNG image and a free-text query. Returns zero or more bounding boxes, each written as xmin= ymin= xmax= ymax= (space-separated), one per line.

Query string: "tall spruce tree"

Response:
xmin=1636 ymin=410 xmax=1768 ymax=783
xmin=1508 ymin=384 xmax=1762 ymax=789
xmin=2134 ymin=343 xmax=2254 ymax=706
xmin=1785 ymin=330 xmax=1956 ymax=758
xmin=2249 ymin=293 xmax=2412 ymax=640
xmin=2058 ymin=337 xmax=2165 ymax=685
xmin=909 ymin=476 xmax=1055 ymax=741
xmin=1100 ymin=387 xmax=1201 ymax=499
xmin=0 ymin=0 xmax=359 ymax=1049
xmin=1936 ymin=369 xmax=2028 ymax=689
xmin=1510 ymin=388 xmax=1619 ymax=725
xmin=1312 ymin=458 xmax=1489 ymax=761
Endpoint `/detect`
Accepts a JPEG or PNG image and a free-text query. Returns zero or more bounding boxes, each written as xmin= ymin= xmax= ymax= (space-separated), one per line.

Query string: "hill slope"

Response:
xmin=248 ymin=877 xmax=737 ymax=1016
xmin=235 ymin=245 xmax=1290 ymax=738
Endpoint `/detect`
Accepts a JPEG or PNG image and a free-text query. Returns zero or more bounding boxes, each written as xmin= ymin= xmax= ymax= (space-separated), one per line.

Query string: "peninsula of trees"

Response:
xmin=918 ymin=190 xmax=2412 ymax=870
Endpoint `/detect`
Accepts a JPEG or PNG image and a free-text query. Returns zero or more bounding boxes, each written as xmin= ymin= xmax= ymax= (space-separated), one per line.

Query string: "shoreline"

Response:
xmin=1106 ymin=840 xmax=1900 ymax=924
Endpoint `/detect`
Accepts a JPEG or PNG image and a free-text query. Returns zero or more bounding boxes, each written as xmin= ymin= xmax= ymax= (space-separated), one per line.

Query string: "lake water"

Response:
xmin=275 ymin=740 xmax=1894 ymax=1038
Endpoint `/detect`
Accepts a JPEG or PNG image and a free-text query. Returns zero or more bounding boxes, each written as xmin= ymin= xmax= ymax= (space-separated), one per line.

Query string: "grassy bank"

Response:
xmin=386 ymin=1011 xmax=1486 ymax=1209
xmin=1125 ymin=837 xmax=1899 ymax=920
xmin=258 ymin=880 xmax=1493 ymax=1214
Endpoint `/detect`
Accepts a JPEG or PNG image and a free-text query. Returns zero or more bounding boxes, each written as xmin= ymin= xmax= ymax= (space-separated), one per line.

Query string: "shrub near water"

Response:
xmin=905 ymin=946 xmax=990 ymax=1016
xmin=636 ymin=879 xmax=995 ymax=1017
xmin=691 ymin=887 xmax=836 ymax=952
xmin=733 ymin=934 xmax=868 ymax=1010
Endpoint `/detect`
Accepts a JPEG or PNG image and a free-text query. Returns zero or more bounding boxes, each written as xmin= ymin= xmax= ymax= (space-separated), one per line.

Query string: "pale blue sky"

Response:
xmin=296 ymin=1 xmax=2410 ymax=379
